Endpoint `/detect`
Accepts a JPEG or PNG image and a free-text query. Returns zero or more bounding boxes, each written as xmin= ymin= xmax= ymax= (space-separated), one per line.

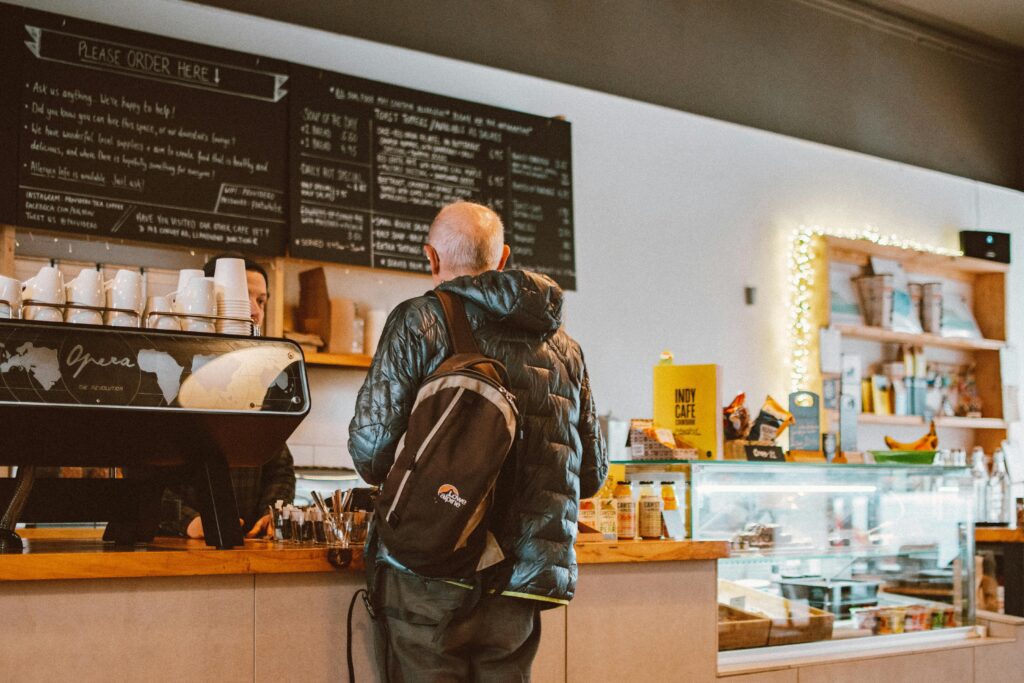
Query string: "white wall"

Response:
xmin=10 ymin=0 xmax=1024 ymax=469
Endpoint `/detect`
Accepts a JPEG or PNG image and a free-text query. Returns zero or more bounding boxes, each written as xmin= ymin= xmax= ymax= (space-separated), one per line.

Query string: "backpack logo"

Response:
xmin=437 ymin=484 xmax=467 ymax=508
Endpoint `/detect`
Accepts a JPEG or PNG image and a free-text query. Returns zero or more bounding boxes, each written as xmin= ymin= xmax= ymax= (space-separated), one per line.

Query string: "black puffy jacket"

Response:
xmin=349 ymin=269 xmax=607 ymax=602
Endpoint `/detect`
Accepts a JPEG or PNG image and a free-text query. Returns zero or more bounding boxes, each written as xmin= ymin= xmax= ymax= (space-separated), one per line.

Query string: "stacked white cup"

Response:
xmin=175 ymin=269 xmax=205 ymax=298
xmin=212 ymin=258 xmax=251 ymax=335
xmin=105 ymin=269 xmax=143 ymax=327
xmin=173 ymin=275 xmax=216 ymax=333
xmin=65 ymin=267 xmax=104 ymax=325
xmin=0 ymin=275 xmax=22 ymax=319
xmin=146 ymin=295 xmax=180 ymax=331
xmin=22 ymin=266 xmax=65 ymax=322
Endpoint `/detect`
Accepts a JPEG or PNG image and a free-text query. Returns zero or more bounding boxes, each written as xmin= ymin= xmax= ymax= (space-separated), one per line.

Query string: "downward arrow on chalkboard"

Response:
xmin=273 ymin=75 xmax=289 ymax=103
xmin=24 ymin=25 xmax=42 ymax=58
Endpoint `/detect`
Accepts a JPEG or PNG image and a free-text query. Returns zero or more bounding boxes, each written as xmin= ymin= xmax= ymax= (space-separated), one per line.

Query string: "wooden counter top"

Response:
xmin=976 ymin=526 xmax=1024 ymax=544
xmin=0 ymin=530 xmax=726 ymax=581
xmin=576 ymin=539 xmax=730 ymax=564
xmin=0 ymin=532 xmax=352 ymax=582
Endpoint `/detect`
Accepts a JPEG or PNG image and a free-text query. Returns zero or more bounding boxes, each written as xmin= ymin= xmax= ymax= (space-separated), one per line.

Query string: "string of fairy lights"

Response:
xmin=788 ymin=225 xmax=962 ymax=393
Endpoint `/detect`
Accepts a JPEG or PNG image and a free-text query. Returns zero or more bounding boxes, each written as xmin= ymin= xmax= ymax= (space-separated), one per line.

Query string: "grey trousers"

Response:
xmin=373 ymin=565 xmax=541 ymax=682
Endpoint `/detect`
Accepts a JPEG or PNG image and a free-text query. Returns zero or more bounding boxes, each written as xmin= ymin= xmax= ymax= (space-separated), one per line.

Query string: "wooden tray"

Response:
xmin=766 ymin=603 xmax=835 ymax=645
xmin=718 ymin=603 xmax=771 ymax=651
xmin=719 ymin=579 xmax=835 ymax=646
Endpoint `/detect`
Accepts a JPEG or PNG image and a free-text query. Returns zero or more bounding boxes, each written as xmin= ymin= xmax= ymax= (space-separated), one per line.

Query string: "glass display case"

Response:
xmin=690 ymin=461 xmax=975 ymax=651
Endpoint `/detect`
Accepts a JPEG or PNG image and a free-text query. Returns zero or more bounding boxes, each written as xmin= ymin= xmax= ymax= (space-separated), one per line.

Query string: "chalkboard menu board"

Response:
xmin=6 ymin=6 xmax=289 ymax=255
xmin=289 ymin=66 xmax=576 ymax=289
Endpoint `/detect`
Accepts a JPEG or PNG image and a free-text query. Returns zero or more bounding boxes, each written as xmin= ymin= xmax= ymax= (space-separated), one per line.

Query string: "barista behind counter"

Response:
xmin=160 ymin=256 xmax=295 ymax=540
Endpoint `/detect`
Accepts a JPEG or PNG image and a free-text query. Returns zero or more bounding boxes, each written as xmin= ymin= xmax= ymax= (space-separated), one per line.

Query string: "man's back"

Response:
xmin=350 ymin=269 xmax=606 ymax=602
xmin=350 ymin=200 xmax=605 ymax=680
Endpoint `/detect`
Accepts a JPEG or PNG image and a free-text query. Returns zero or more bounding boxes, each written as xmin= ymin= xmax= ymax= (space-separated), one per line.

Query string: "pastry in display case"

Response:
xmin=689 ymin=461 xmax=975 ymax=650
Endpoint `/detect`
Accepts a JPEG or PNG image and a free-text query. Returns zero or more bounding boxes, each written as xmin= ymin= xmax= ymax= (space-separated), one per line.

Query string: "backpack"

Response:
xmin=372 ymin=290 xmax=521 ymax=579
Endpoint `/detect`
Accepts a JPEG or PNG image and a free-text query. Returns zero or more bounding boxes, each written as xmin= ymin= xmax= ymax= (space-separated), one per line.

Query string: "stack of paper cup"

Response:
xmin=855 ymin=274 xmax=894 ymax=329
xmin=364 ymin=308 xmax=387 ymax=356
xmin=921 ymin=282 xmax=943 ymax=334
xmin=212 ymin=258 xmax=251 ymax=335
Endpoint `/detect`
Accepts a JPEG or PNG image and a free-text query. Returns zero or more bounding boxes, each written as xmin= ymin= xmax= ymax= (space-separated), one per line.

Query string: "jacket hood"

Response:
xmin=438 ymin=269 xmax=563 ymax=335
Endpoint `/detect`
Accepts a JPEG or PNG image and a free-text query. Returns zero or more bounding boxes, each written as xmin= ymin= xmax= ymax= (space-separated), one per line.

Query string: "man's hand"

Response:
xmin=186 ymin=515 xmax=204 ymax=539
xmin=246 ymin=514 xmax=274 ymax=539
xmin=185 ymin=516 xmax=246 ymax=539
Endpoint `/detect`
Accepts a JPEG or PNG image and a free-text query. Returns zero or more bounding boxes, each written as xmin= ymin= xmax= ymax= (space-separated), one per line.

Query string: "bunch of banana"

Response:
xmin=884 ymin=421 xmax=938 ymax=451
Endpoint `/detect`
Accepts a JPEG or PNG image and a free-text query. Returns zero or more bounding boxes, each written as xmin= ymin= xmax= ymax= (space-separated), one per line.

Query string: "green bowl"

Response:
xmin=869 ymin=450 xmax=938 ymax=465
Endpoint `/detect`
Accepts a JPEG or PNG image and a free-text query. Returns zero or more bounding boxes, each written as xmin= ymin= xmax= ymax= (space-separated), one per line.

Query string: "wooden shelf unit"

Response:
xmin=0 ymin=227 xmax=388 ymax=372
xmin=834 ymin=324 xmax=1005 ymax=352
xmin=814 ymin=235 xmax=1010 ymax=453
xmin=823 ymin=236 xmax=1009 ymax=278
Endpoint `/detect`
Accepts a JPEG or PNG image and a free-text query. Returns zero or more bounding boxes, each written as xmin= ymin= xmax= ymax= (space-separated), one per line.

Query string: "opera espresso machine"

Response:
xmin=0 ymin=319 xmax=309 ymax=550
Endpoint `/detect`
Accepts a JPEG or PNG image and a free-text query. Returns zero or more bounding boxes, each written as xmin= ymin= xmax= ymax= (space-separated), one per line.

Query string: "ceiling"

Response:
xmin=878 ymin=0 xmax=1024 ymax=48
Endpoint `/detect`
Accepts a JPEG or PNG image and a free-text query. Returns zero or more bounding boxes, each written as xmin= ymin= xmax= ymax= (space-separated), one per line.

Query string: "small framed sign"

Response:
xmin=745 ymin=444 xmax=786 ymax=462
xmin=788 ymin=391 xmax=821 ymax=451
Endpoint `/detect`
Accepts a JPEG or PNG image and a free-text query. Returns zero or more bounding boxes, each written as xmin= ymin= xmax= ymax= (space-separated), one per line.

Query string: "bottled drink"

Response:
xmin=660 ymin=481 xmax=678 ymax=539
xmin=970 ymin=447 xmax=989 ymax=525
xmin=684 ymin=473 xmax=692 ymax=538
xmin=596 ymin=477 xmax=618 ymax=537
xmin=614 ymin=480 xmax=636 ymax=540
xmin=638 ymin=481 xmax=663 ymax=539
xmin=599 ymin=496 xmax=617 ymax=537
xmin=579 ymin=496 xmax=598 ymax=530
xmin=988 ymin=448 xmax=1012 ymax=525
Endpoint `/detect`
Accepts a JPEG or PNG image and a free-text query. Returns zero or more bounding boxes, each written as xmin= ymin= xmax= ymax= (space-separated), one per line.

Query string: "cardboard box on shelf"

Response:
xmin=297 ymin=267 xmax=360 ymax=355
xmin=625 ymin=419 xmax=700 ymax=461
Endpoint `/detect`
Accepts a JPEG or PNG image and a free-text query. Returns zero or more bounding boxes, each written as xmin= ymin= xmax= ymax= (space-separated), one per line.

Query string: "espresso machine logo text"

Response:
xmin=65 ymin=344 xmax=137 ymax=379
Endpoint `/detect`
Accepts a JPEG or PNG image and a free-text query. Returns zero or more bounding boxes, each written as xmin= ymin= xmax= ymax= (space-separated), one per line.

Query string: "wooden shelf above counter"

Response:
xmin=834 ymin=323 xmax=1005 ymax=352
xmin=824 ymin=236 xmax=1008 ymax=277
xmin=303 ymin=351 xmax=372 ymax=369
xmin=826 ymin=411 xmax=1007 ymax=430
xmin=976 ymin=527 xmax=1024 ymax=544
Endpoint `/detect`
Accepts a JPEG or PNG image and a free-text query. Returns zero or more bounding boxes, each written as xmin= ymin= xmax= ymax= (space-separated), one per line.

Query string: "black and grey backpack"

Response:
xmin=373 ymin=289 xmax=521 ymax=579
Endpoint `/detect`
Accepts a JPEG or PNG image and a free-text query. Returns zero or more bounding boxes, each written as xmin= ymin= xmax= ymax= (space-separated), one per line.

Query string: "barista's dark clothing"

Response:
xmin=159 ymin=445 xmax=295 ymax=535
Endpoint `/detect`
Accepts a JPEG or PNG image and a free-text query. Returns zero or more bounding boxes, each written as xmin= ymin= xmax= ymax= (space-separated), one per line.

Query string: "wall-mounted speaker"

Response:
xmin=959 ymin=230 xmax=1010 ymax=264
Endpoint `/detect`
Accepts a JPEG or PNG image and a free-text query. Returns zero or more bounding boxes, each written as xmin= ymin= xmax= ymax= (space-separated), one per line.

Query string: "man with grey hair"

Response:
xmin=350 ymin=200 xmax=606 ymax=680
xmin=424 ymin=201 xmax=508 ymax=277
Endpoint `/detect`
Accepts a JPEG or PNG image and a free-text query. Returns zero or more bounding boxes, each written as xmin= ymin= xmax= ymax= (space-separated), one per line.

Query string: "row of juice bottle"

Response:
xmin=579 ymin=478 xmax=690 ymax=540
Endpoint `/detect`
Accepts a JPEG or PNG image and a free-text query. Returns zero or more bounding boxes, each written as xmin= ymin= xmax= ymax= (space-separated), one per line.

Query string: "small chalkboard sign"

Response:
xmin=745 ymin=444 xmax=786 ymax=462
xmin=788 ymin=391 xmax=821 ymax=451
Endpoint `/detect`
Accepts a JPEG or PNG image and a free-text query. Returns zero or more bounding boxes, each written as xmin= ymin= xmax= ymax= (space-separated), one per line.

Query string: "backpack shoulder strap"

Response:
xmin=435 ymin=290 xmax=481 ymax=355
xmin=434 ymin=289 xmax=509 ymax=388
